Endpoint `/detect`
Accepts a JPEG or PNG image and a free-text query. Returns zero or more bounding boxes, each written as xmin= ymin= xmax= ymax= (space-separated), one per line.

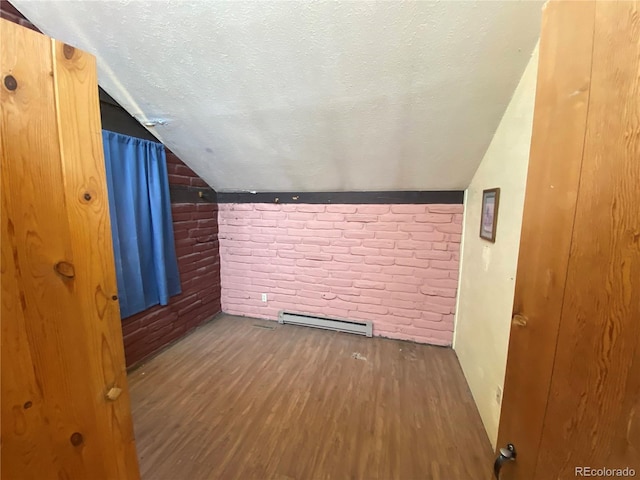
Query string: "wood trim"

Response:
xmin=216 ymin=190 xmax=464 ymax=205
xmin=99 ymin=87 xmax=157 ymax=141
xmin=169 ymin=185 xmax=217 ymax=204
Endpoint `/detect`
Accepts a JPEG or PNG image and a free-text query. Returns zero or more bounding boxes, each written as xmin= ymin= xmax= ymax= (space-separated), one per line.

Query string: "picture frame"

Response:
xmin=479 ymin=188 xmax=500 ymax=242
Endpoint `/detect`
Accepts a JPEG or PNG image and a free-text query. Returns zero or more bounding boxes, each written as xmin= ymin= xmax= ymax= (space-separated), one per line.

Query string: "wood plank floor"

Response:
xmin=128 ymin=314 xmax=492 ymax=480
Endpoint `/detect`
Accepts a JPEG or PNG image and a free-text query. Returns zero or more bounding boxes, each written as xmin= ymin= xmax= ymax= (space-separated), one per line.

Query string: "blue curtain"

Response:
xmin=102 ymin=130 xmax=181 ymax=318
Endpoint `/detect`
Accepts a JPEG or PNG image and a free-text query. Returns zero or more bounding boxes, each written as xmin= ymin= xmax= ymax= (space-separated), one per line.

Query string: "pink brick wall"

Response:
xmin=218 ymin=203 xmax=462 ymax=346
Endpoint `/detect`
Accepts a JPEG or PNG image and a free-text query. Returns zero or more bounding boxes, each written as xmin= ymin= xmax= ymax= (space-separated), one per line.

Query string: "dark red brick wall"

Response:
xmin=0 ymin=0 xmax=40 ymax=32
xmin=1 ymin=0 xmax=39 ymax=31
xmin=1 ymin=3 xmax=222 ymax=367
xmin=122 ymin=151 xmax=221 ymax=366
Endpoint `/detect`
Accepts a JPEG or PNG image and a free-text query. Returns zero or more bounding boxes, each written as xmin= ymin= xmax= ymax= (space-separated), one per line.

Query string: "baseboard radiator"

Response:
xmin=278 ymin=311 xmax=373 ymax=337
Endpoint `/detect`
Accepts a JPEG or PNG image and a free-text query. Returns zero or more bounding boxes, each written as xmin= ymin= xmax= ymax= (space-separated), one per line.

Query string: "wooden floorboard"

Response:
xmin=128 ymin=314 xmax=492 ymax=480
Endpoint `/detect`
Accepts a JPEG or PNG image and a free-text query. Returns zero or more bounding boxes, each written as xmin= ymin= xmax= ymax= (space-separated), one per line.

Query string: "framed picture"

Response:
xmin=479 ymin=188 xmax=500 ymax=242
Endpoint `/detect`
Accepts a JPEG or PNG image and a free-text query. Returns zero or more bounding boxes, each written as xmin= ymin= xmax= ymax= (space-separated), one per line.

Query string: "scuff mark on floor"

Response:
xmin=253 ymin=324 xmax=276 ymax=330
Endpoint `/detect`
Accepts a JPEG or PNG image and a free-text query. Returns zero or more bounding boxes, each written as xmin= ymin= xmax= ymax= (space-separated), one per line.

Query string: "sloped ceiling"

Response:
xmin=13 ymin=1 xmax=542 ymax=192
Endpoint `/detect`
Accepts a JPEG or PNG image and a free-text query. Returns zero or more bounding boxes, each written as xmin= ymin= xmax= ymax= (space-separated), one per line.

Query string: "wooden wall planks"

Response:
xmin=497 ymin=1 xmax=640 ymax=477
xmin=1 ymin=19 xmax=139 ymax=479
xmin=495 ymin=2 xmax=597 ymax=477
xmin=534 ymin=1 xmax=640 ymax=475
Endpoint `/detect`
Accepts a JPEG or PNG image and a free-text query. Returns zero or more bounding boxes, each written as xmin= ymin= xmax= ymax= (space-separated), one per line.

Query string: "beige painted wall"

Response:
xmin=453 ymin=45 xmax=539 ymax=448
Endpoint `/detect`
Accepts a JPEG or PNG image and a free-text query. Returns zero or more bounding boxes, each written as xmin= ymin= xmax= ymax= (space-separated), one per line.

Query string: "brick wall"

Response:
xmin=1 ymin=0 xmax=222 ymax=365
xmin=0 ymin=0 xmax=40 ymax=32
xmin=4 ymin=0 xmax=455 ymax=349
xmin=122 ymin=151 xmax=221 ymax=366
xmin=218 ymin=203 xmax=462 ymax=346
xmin=0 ymin=0 xmax=37 ymax=31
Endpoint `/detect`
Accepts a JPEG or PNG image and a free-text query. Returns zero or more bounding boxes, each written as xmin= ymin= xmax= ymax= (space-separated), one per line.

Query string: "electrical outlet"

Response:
xmin=261 ymin=293 xmax=268 ymax=303
xmin=495 ymin=386 xmax=503 ymax=405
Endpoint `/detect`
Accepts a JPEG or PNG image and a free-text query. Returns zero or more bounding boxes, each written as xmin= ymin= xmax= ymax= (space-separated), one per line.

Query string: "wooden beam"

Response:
xmin=216 ymin=190 xmax=464 ymax=205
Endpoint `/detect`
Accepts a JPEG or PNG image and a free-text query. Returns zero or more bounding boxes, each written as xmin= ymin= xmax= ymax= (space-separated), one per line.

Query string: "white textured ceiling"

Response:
xmin=14 ymin=1 xmax=542 ymax=192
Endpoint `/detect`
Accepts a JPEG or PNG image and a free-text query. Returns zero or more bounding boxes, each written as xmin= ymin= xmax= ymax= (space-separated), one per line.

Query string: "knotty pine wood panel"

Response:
xmin=51 ymin=39 xmax=140 ymax=477
xmin=534 ymin=1 xmax=640 ymax=476
xmin=1 ymin=20 xmax=61 ymax=476
xmin=0 ymin=19 xmax=139 ymax=479
xmin=128 ymin=314 xmax=493 ymax=480
xmin=495 ymin=2 xmax=596 ymax=478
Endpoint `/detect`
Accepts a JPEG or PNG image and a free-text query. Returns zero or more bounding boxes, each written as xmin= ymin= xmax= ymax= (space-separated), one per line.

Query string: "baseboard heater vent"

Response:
xmin=278 ymin=311 xmax=372 ymax=337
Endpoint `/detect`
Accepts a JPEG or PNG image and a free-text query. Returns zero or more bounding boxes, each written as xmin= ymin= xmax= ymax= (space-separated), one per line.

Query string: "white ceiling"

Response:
xmin=14 ymin=1 xmax=542 ymax=192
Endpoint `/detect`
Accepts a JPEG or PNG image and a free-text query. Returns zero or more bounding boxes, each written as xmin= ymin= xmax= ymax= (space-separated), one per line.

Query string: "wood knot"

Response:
xmin=54 ymin=261 xmax=75 ymax=279
xmin=69 ymin=432 xmax=83 ymax=446
xmin=23 ymin=401 xmax=33 ymax=409
xmin=3 ymin=75 xmax=17 ymax=91
xmin=63 ymin=44 xmax=75 ymax=60
xmin=105 ymin=387 xmax=122 ymax=401
xmin=512 ymin=314 xmax=528 ymax=327
xmin=80 ymin=189 xmax=97 ymax=204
